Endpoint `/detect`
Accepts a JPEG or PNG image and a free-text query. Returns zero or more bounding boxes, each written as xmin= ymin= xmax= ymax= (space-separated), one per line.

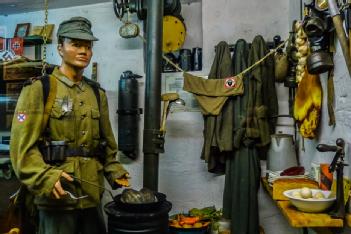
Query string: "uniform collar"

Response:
xmin=52 ymin=67 xmax=86 ymax=91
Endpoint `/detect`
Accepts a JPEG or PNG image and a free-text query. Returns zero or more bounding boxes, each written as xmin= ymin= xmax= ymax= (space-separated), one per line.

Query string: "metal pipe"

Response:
xmin=143 ymin=0 xmax=163 ymax=191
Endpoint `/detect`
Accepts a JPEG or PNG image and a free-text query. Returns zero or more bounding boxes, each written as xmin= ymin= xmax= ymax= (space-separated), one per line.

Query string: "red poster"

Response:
xmin=0 ymin=37 xmax=23 ymax=60
xmin=0 ymin=37 xmax=4 ymax=51
xmin=10 ymin=37 xmax=24 ymax=55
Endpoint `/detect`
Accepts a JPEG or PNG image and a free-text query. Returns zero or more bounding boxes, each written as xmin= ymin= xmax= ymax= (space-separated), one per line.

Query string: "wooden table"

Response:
xmin=261 ymin=178 xmax=343 ymax=233
xmin=346 ymin=214 xmax=351 ymax=227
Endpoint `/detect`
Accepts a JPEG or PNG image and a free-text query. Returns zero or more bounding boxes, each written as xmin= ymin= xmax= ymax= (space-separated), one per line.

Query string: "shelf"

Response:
xmin=23 ymin=35 xmax=52 ymax=46
xmin=23 ymin=36 xmax=51 ymax=60
xmin=261 ymin=177 xmax=344 ymax=232
xmin=277 ymin=201 xmax=343 ymax=228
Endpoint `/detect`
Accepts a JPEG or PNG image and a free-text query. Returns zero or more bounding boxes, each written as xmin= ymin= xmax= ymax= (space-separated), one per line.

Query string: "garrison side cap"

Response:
xmin=57 ymin=16 xmax=99 ymax=41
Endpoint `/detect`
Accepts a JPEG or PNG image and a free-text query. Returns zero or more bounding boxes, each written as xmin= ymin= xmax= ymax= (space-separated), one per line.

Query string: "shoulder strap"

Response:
xmin=84 ymin=77 xmax=102 ymax=111
xmin=41 ymin=75 xmax=57 ymax=132
xmin=41 ymin=75 xmax=50 ymax=105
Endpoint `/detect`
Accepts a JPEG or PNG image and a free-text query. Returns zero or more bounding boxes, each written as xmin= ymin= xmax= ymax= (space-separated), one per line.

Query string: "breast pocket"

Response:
xmin=49 ymin=103 xmax=75 ymax=142
xmin=91 ymin=109 xmax=100 ymax=139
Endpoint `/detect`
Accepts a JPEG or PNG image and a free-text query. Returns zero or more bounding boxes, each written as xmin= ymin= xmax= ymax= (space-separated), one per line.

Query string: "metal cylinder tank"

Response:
xmin=117 ymin=71 xmax=142 ymax=159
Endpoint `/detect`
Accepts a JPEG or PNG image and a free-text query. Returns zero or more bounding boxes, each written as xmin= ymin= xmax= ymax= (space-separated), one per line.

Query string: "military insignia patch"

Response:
xmin=224 ymin=77 xmax=236 ymax=88
xmin=17 ymin=113 xmax=27 ymax=122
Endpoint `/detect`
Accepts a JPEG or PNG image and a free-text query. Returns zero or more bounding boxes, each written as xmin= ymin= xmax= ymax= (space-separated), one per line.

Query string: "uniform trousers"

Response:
xmin=38 ymin=207 xmax=106 ymax=234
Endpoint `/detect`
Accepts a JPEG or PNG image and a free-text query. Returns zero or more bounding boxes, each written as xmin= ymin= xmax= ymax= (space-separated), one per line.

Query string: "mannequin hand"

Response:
xmin=52 ymin=171 xmax=73 ymax=199
xmin=115 ymin=173 xmax=131 ymax=187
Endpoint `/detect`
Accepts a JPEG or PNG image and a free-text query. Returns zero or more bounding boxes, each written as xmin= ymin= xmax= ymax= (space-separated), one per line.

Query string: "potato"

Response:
xmin=193 ymin=222 xmax=203 ymax=228
xmin=292 ymin=190 xmax=302 ymax=199
xmin=173 ymin=223 xmax=182 ymax=228
xmin=300 ymin=187 xmax=312 ymax=199
xmin=183 ymin=224 xmax=193 ymax=228
xmin=314 ymin=191 xmax=325 ymax=199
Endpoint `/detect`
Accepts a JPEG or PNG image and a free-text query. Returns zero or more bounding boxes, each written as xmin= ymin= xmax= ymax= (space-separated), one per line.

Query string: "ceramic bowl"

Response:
xmin=283 ymin=189 xmax=336 ymax=213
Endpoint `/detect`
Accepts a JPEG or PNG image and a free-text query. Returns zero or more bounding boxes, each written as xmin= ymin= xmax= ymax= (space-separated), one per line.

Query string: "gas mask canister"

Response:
xmin=303 ymin=13 xmax=333 ymax=74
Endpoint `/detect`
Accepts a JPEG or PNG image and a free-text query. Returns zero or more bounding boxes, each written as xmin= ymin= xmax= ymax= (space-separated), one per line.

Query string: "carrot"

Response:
xmin=181 ymin=216 xmax=200 ymax=225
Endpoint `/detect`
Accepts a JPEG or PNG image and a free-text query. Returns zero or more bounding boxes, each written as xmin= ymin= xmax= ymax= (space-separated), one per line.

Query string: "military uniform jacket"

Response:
xmin=10 ymin=67 xmax=128 ymax=209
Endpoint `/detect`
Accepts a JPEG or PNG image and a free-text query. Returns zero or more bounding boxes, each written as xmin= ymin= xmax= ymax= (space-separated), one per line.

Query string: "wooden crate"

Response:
xmin=5 ymin=83 xmax=21 ymax=113
xmin=3 ymin=66 xmax=41 ymax=81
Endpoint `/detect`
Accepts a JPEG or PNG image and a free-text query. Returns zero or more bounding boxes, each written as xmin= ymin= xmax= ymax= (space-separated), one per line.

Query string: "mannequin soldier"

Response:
xmin=10 ymin=16 xmax=129 ymax=234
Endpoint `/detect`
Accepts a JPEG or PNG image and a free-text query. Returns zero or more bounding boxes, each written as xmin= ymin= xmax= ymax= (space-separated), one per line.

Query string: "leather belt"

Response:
xmin=65 ymin=148 xmax=99 ymax=158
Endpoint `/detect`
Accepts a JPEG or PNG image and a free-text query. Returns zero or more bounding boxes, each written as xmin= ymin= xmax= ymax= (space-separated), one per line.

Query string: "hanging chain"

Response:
xmin=41 ymin=0 xmax=49 ymax=76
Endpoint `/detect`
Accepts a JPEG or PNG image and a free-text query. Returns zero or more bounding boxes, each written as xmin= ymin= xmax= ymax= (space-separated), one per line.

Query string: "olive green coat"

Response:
xmin=223 ymin=39 xmax=260 ymax=234
xmin=202 ymin=41 xmax=234 ymax=174
xmin=223 ymin=36 xmax=278 ymax=234
xmin=10 ymin=67 xmax=128 ymax=210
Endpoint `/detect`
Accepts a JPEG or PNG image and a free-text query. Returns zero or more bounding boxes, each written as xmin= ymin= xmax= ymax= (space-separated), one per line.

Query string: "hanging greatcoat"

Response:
xmin=223 ymin=36 xmax=278 ymax=234
xmin=201 ymin=41 xmax=234 ymax=174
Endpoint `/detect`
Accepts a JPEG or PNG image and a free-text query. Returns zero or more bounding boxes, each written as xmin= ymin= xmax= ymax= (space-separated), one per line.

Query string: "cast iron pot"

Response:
xmin=113 ymin=192 xmax=167 ymax=212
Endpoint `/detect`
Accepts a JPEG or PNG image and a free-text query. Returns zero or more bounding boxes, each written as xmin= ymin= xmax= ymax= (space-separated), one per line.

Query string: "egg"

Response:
xmin=314 ymin=191 xmax=325 ymax=199
xmin=292 ymin=190 xmax=302 ymax=199
xmin=300 ymin=187 xmax=312 ymax=199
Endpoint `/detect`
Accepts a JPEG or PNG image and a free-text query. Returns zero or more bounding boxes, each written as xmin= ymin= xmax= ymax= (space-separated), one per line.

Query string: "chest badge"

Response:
xmin=17 ymin=113 xmax=27 ymax=123
xmin=224 ymin=77 xmax=236 ymax=88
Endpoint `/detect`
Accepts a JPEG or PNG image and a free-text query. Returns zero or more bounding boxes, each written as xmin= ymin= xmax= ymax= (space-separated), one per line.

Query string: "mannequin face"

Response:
xmin=58 ymin=38 xmax=93 ymax=70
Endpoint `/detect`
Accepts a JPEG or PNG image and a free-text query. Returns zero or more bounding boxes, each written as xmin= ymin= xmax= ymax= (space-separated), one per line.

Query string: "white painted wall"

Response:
xmin=202 ymin=0 xmax=290 ymax=74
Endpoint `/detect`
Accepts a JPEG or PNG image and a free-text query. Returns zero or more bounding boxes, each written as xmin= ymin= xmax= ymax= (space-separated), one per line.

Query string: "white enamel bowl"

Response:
xmin=283 ymin=189 xmax=336 ymax=213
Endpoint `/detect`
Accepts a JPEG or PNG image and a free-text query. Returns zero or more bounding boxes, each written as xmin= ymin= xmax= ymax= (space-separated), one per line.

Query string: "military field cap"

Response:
xmin=57 ymin=16 xmax=98 ymax=41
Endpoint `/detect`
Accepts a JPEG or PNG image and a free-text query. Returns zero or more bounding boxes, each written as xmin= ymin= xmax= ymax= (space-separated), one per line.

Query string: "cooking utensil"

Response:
xmin=64 ymin=190 xmax=88 ymax=200
xmin=71 ymin=175 xmax=115 ymax=201
xmin=71 ymin=176 xmax=163 ymax=211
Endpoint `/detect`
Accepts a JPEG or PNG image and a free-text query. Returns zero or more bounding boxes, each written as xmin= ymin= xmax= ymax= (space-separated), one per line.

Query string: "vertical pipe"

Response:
xmin=143 ymin=0 xmax=163 ymax=191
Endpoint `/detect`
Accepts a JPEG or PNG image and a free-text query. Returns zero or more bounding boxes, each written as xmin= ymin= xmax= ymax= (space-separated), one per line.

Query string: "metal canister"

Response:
xmin=267 ymin=133 xmax=297 ymax=171
xmin=191 ymin=47 xmax=202 ymax=71
xmin=179 ymin=49 xmax=192 ymax=71
xmin=117 ymin=71 xmax=142 ymax=160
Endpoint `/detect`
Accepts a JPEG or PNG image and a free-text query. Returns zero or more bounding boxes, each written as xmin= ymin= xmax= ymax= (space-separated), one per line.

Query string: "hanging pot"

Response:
xmin=267 ymin=133 xmax=297 ymax=172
